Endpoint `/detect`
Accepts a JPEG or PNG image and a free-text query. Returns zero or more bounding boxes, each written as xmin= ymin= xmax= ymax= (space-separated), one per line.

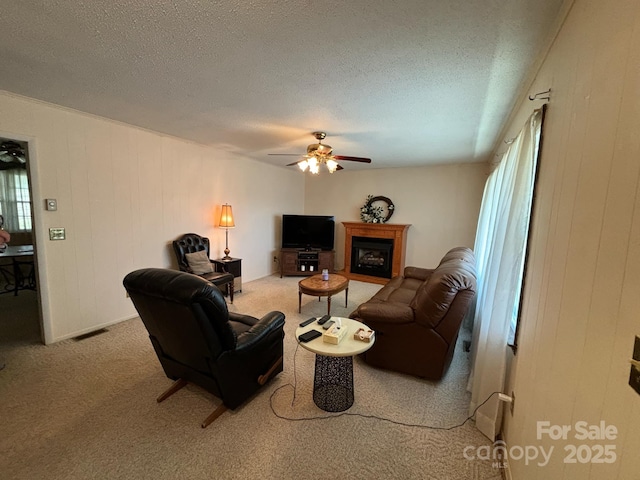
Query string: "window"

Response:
xmin=472 ymin=105 xmax=545 ymax=354
xmin=0 ymin=168 xmax=32 ymax=232
xmin=509 ymin=106 xmax=545 ymax=348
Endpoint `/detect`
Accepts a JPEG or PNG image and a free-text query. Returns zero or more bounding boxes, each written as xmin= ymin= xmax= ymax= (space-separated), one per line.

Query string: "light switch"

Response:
xmin=49 ymin=227 xmax=65 ymax=240
xmin=45 ymin=199 xmax=57 ymax=211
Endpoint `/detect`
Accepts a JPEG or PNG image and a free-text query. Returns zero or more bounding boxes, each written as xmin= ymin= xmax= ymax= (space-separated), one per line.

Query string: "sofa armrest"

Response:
xmin=353 ymin=302 xmax=414 ymax=324
xmin=404 ymin=266 xmax=434 ymax=282
xmin=235 ymin=311 xmax=285 ymax=351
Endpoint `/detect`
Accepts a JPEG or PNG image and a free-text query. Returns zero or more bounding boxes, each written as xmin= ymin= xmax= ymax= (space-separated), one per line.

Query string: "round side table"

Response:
xmin=296 ymin=317 xmax=374 ymax=412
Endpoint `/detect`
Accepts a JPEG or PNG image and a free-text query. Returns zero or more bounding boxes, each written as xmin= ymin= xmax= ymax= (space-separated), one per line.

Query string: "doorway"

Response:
xmin=0 ymin=136 xmax=42 ymax=350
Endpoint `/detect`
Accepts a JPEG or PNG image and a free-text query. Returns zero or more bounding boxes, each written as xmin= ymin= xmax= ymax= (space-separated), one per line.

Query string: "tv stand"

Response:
xmin=280 ymin=248 xmax=335 ymax=277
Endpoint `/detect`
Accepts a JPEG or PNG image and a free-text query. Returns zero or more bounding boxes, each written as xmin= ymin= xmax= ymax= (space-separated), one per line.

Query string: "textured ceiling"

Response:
xmin=0 ymin=0 xmax=565 ymax=170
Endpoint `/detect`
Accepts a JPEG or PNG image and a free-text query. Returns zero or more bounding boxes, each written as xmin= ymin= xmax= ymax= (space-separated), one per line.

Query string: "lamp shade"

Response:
xmin=219 ymin=204 xmax=235 ymax=228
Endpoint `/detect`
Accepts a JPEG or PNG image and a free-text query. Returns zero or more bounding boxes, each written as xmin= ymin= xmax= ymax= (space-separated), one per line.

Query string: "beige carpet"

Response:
xmin=0 ymin=275 xmax=500 ymax=480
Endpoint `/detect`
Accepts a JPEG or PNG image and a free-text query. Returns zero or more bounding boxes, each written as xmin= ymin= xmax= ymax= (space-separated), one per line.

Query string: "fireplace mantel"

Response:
xmin=342 ymin=222 xmax=411 ymax=284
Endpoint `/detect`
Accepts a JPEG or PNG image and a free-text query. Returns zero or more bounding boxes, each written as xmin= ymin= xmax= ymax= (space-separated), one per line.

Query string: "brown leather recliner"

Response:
xmin=349 ymin=247 xmax=476 ymax=380
xmin=123 ymin=268 xmax=285 ymax=427
xmin=173 ymin=233 xmax=235 ymax=303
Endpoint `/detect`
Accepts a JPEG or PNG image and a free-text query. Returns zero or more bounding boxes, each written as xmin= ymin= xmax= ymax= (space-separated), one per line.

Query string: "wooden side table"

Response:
xmin=217 ymin=257 xmax=242 ymax=294
xmin=298 ymin=273 xmax=349 ymax=315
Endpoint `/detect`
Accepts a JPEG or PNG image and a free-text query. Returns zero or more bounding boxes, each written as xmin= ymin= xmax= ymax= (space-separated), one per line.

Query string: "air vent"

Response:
xmin=73 ymin=328 xmax=108 ymax=341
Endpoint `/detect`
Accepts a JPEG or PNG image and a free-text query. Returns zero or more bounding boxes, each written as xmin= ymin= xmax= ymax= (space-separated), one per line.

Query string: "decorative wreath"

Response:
xmin=360 ymin=195 xmax=395 ymax=223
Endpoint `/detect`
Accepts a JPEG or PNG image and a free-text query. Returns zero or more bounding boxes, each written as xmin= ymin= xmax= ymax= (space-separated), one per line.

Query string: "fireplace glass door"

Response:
xmin=350 ymin=236 xmax=394 ymax=279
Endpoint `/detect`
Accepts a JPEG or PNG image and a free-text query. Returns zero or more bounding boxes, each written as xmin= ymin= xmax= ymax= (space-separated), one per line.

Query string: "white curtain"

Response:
xmin=468 ymin=109 xmax=543 ymax=440
xmin=0 ymin=168 xmax=31 ymax=232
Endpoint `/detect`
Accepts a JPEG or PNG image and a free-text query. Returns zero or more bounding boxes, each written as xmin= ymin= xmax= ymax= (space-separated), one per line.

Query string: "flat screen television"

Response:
xmin=282 ymin=214 xmax=335 ymax=250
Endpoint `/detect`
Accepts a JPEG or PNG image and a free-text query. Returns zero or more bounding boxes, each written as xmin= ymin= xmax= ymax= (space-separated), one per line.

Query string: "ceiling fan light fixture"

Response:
xmin=309 ymin=159 xmax=320 ymax=174
xmin=0 ymin=141 xmax=26 ymax=164
xmin=326 ymin=159 xmax=338 ymax=173
xmin=272 ymin=132 xmax=372 ymax=174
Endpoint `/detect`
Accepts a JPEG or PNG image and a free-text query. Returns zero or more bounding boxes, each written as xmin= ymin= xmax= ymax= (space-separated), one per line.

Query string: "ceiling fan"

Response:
xmin=0 ymin=141 xmax=27 ymax=166
xmin=269 ymin=132 xmax=371 ymax=174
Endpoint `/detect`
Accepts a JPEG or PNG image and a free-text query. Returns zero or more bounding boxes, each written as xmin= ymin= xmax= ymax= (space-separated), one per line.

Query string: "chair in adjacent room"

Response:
xmin=123 ymin=268 xmax=286 ymax=428
xmin=173 ymin=232 xmax=235 ymax=303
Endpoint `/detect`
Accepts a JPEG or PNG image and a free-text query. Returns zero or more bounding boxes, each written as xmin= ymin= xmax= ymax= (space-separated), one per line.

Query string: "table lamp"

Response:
xmin=219 ymin=204 xmax=235 ymax=260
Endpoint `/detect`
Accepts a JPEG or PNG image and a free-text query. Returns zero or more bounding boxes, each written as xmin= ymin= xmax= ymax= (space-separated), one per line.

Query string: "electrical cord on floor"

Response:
xmin=269 ymin=343 xmax=501 ymax=431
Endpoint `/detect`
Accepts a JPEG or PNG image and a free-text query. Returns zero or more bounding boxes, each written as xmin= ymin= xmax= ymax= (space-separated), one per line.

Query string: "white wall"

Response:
xmin=500 ymin=0 xmax=640 ymax=478
xmin=0 ymin=91 xmax=302 ymax=343
xmin=304 ymin=163 xmax=487 ymax=270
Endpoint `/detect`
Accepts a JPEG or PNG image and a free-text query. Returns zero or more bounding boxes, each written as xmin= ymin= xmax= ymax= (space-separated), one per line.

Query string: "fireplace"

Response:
xmin=342 ymin=222 xmax=411 ymax=284
xmin=350 ymin=236 xmax=393 ymax=279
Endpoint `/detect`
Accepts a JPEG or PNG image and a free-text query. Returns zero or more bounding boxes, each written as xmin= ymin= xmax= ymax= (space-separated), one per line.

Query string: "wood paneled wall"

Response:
xmin=501 ymin=0 xmax=640 ymax=478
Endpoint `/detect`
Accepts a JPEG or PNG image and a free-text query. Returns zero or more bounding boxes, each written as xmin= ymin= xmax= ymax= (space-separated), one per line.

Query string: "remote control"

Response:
xmin=298 ymin=329 xmax=322 ymax=343
xmin=317 ymin=314 xmax=331 ymax=325
xmin=299 ymin=317 xmax=316 ymax=327
xmin=322 ymin=320 xmax=335 ymax=330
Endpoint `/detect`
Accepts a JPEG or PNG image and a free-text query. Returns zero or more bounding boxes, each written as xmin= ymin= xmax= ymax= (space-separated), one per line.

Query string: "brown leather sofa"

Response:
xmin=349 ymin=247 xmax=476 ymax=380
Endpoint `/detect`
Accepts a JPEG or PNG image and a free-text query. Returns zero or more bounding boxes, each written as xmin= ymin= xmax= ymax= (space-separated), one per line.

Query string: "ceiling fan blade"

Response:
xmin=333 ymin=155 xmax=372 ymax=163
xmin=336 ymin=164 xmax=344 ymax=171
xmin=285 ymin=161 xmax=302 ymax=166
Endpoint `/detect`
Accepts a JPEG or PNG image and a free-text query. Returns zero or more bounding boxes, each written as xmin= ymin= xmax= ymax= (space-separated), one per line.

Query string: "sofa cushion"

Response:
xmin=368 ymin=275 xmax=423 ymax=304
xmin=185 ymin=250 xmax=214 ymax=275
xmin=403 ymin=266 xmax=434 ymax=282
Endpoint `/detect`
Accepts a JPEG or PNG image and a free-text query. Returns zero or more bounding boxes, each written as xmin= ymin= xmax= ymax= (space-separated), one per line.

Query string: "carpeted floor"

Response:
xmin=0 ymin=274 xmax=500 ymax=479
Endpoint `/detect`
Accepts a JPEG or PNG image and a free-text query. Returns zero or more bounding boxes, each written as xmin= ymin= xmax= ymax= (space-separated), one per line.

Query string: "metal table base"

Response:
xmin=313 ymin=354 xmax=354 ymax=412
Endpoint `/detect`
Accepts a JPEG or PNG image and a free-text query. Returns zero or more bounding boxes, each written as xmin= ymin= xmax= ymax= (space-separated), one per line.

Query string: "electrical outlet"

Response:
xmin=630 ymin=366 xmax=640 ymax=395
xmin=630 ymin=336 xmax=640 ymax=396
xmin=510 ymin=391 xmax=515 ymax=415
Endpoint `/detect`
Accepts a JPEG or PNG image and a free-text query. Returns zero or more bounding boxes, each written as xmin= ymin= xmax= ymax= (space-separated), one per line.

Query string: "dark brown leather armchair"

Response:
xmin=173 ymin=233 xmax=235 ymax=303
xmin=349 ymin=247 xmax=476 ymax=380
xmin=123 ymin=268 xmax=285 ymax=427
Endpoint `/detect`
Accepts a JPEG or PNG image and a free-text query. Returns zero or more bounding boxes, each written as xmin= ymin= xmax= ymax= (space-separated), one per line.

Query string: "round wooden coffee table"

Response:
xmin=298 ymin=273 xmax=349 ymax=315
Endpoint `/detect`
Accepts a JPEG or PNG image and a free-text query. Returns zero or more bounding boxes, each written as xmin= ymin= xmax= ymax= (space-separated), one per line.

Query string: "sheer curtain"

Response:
xmin=0 ymin=168 xmax=32 ymax=232
xmin=468 ymin=108 xmax=543 ymax=440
